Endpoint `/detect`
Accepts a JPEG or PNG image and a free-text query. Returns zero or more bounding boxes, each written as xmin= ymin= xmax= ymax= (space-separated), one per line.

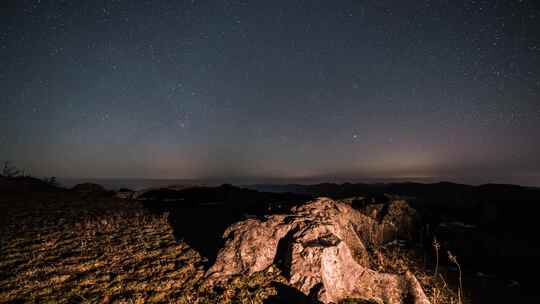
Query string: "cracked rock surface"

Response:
xmin=206 ymin=198 xmax=430 ymax=304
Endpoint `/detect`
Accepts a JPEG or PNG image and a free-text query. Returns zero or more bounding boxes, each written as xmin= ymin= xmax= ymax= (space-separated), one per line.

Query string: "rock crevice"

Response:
xmin=206 ymin=197 xmax=429 ymax=304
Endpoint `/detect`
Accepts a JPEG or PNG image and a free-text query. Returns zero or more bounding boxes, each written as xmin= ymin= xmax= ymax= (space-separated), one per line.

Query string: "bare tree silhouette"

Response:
xmin=2 ymin=161 xmax=21 ymax=178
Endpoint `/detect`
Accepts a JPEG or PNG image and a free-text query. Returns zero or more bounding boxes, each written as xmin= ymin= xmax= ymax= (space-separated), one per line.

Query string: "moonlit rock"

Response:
xmin=206 ymin=197 xmax=430 ymax=304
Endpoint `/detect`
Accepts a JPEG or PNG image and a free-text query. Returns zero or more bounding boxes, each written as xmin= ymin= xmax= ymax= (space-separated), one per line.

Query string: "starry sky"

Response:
xmin=1 ymin=0 xmax=540 ymax=186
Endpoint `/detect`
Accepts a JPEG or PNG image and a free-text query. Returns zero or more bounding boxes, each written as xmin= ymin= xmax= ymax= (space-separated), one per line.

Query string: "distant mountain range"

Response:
xmin=245 ymin=181 xmax=540 ymax=202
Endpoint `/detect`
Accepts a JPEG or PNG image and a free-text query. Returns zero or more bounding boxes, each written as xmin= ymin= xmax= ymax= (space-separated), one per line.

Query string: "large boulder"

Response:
xmin=206 ymin=198 xmax=429 ymax=304
xmin=380 ymin=200 xmax=421 ymax=242
xmin=351 ymin=199 xmax=421 ymax=243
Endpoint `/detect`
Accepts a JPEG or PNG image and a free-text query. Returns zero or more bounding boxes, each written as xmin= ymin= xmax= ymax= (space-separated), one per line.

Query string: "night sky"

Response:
xmin=1 ymin=1 xmax=540 ymax=186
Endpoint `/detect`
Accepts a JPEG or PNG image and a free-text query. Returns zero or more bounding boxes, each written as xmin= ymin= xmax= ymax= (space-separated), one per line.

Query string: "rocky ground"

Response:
xmin=0 ymin=186 xmax=459 ymax=303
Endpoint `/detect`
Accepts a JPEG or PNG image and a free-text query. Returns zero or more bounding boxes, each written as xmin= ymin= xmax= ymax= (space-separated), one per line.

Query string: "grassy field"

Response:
xmin=0 ymin=191 xmax=458 ymax=303
xmin=0 ymin=193 xmax=202 ymax=303
xmin=0 ymin=192 xmax=293 ymax=303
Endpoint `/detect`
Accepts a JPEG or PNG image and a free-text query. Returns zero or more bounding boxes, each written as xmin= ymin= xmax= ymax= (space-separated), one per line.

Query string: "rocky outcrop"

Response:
xmin=206 ymin=198 xmax=429 ymax=304
xmin=380 ymin=200 xmax=421 ymax=242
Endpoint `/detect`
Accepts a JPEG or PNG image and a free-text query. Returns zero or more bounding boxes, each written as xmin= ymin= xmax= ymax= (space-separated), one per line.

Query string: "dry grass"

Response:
xmin=0 ymin=192 xmax=291 ymax=304
xmin=366 ymin=242 xmax=460 ymax=304
xmin=447 ymin=251 xmax=463 ymax=304
xmin=0 ymin=200 xmax=206 ymax=303
xmin=0 ymin=192 xmax=462 ymax=303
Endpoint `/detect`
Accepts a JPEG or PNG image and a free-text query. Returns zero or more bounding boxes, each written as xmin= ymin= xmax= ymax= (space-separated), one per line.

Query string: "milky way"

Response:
xmin=1 ymin=1 xmax=539 ymax=185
